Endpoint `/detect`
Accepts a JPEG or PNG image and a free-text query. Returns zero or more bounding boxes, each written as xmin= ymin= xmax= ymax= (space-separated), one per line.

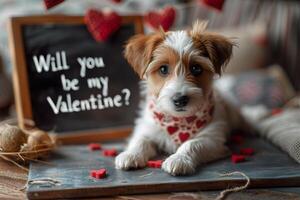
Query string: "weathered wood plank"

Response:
xmin=27 ymin=136 xmax=300 ymax=199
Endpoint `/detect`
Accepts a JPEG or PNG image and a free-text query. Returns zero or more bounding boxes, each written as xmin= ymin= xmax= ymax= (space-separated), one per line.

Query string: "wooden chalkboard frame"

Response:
xmin=9 ymin=15 xmax=144 ymax=144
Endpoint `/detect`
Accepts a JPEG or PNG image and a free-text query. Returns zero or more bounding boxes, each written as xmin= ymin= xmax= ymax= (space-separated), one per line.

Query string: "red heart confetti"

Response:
xmin=231 ymin=154 xmax=246 ymax=163
xmin=90 ymin=169 xmax=106 ymax=179
xmin=144 ymin=6 xmax=176 ymax=31
xmin=44 ymin=0 xmax=64 ymax=10
xmin=90 ymin=170 xmax=97 ymax=177
xmin=103 ymin=149 xmax=117 ymax=157
xmin=88 ymin=143 xmax=102 ymax=151
xmin=271 ymin=108 xmax=283 ymax=116
xmin=147 ymin=160 xmax=163 ymax=168
xmin=240 ymin=148 xmax=254 ymax=156
xmin=179 ymin=132 xmax=190 ymax=143
xmin=167 ymin=126 xmax=178 ymax=135
xmin=85 ymin=9 xmax=122 ymax=42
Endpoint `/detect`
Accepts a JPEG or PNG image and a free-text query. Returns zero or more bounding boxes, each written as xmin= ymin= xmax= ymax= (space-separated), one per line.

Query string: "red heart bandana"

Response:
xmin=149 ymin=94 xmax=214 ymax=146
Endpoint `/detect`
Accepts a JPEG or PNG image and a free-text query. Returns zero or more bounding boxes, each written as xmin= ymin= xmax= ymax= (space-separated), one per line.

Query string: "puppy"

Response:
xmin=115 ymin=21 xmax=241 ymax=176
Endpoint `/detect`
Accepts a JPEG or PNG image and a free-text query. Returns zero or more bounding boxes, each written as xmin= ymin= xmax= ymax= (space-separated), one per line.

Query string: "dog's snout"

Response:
xmin=172 ymin=93 xmax=189 ymax=108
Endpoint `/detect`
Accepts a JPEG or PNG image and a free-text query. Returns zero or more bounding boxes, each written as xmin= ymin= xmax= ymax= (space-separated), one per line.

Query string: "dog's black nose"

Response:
xmin=172 ymin=93 xmax=189 ymax=108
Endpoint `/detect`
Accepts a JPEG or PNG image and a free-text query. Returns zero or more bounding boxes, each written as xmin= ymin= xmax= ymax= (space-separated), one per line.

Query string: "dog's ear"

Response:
xmin=124 ymin=32 xmax=165 ymax=79
xmin=190 ymin=20 xmax=234 ymax=75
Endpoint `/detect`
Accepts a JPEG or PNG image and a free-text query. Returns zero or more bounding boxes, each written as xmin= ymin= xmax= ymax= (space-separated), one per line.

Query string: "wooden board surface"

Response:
xmin=27 ymin=135 xmax=300 ymax=199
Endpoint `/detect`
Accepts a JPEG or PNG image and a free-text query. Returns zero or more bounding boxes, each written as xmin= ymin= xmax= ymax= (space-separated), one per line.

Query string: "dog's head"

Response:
xmin=124 ymin=21 xmax=234 ymax=117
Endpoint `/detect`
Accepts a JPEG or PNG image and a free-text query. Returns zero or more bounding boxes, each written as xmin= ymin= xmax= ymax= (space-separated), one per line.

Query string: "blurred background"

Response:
xmin=0 ymin=0 xmax=299 ymax=118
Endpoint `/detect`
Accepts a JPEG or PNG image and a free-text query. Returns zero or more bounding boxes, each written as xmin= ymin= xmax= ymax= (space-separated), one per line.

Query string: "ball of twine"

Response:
xmin=0 ymin=122 xmax=55 ymax=164
xmin=0 ymin=124 xmax=27 ymax=152
xmin=20 ymin=129 xmax=55 ymax=161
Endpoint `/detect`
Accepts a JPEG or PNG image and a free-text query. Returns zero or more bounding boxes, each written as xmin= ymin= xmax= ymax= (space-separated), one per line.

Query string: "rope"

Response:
xmin=0 ymin=155 xmax=29 ymax=172
xmin=215 ymin=171 xmax=250 ymax=200
xmin=0 ymin=145 xmax=55 ymax=155
xmin=28 ymin=178 xmax=61 ymax=186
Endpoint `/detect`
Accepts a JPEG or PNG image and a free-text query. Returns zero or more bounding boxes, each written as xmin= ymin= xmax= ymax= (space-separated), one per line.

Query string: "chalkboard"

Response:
xmin=9 ymin=15 xmax=144 ymax=143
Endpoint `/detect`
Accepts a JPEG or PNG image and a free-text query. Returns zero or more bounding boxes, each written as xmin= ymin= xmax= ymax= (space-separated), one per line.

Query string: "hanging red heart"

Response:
xmin=111 ymin=0 xmax=122 ymax=3
xmin=44 ymin=0 xmax=65 ymax=10
xmin=144 ymin=6 xmax=176 ymax=31
xmin=84 ymin=9 xmax=122 ymax=42
xmin=201 ymin=0 xmax=225 ymax=11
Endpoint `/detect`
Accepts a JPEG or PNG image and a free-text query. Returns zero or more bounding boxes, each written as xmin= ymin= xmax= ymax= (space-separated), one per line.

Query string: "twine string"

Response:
xmin=215 ymin=171 xmax=250 ymax=200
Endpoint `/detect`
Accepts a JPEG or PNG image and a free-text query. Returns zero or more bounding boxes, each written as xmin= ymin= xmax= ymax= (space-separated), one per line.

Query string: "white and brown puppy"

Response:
xmin=115 ymin=21 xmax=241 ymax=176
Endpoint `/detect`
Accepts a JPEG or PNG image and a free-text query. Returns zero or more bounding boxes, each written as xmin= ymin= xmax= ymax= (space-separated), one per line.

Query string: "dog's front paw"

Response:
xmin=162 ymin=153 xmax=196 ymax=176
xmin=115 ymin=151 xmax=147 ymax=170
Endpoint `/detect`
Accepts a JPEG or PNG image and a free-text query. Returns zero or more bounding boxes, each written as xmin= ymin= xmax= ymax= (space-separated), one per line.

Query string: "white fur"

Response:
xmin=156 ymin=75 xmax=204 ymax=117
xmin=164 ymin=31 xmax=193 ymax=56
xmin=164 ymin=31 xmax=215 ymax=73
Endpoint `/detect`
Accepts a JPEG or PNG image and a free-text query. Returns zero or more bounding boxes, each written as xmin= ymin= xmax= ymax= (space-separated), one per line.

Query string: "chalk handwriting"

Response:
xmin=32 ymin=51 xmax=131 ymax=115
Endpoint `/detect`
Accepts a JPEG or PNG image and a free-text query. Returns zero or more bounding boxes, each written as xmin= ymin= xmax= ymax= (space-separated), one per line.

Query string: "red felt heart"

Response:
xmin=111 ymin=0 xmax=122 ymax=3
xmin=185 ymin=116 xmax=197 ymax=123
xmin=196 ymin=119 xmax=206 ymax=128
xmin=167 ymin=126 xmax=178 ymax=135
xmin=231 ymin=154 xmax=246 ymax=163
xmin=44 ymin=0 xmax=64 ymax=10
xmin=147 ymin=160 xmax=163 ymax=168
xmin=201 ymin=0 xmax=225 ymax=11
xmin=85 ymin=9 xmax=121 ymax=42
xmin=145 ymin=6 xmax=176 ymax=31
xmin=179 ymin=132 xmax=190 ymax=143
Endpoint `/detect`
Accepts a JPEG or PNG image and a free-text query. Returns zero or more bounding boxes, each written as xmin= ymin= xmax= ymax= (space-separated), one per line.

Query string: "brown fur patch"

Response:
xmin=147 ymin=45 xmax=180 ymax=96
xmin=182 ymin=52 xmax=214 ymax=98
xmin=124 ymin=32 xmax=165 ymax=78
xmin=190 ymin=32 xmax=234 ymax=74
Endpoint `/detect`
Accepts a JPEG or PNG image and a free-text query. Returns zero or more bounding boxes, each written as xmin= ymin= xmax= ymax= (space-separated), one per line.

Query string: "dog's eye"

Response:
xmin=190 ymin=64 xmax=203 ymax=76
xmin=159 ymin=65 xmax=169 ymax=76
